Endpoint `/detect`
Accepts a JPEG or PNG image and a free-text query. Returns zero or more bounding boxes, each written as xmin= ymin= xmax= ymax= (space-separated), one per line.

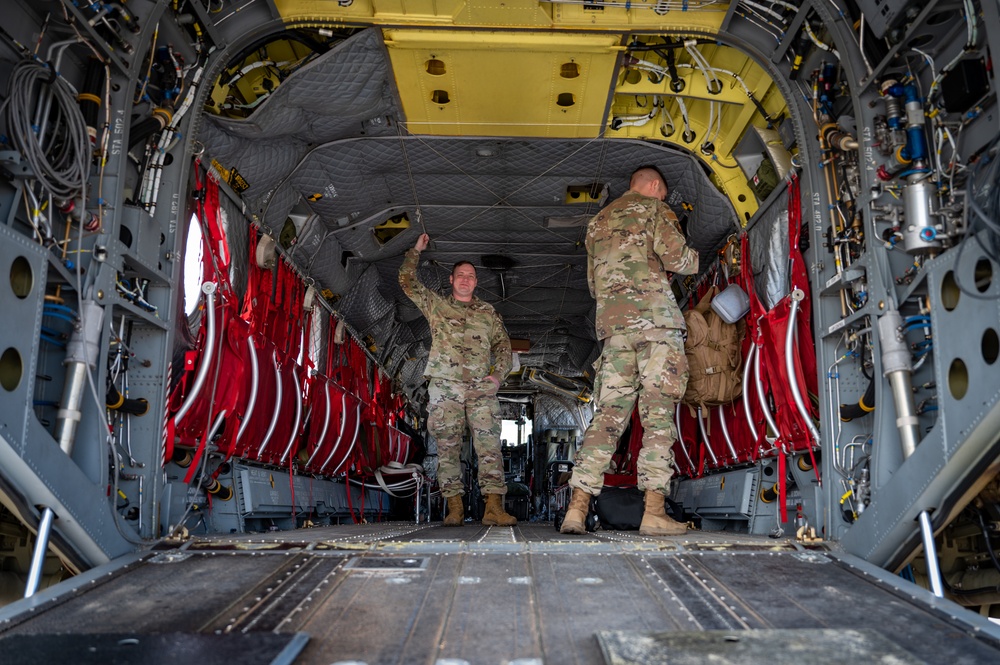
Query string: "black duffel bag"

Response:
xmin=594 ymin=486 xmax=645 ymax=530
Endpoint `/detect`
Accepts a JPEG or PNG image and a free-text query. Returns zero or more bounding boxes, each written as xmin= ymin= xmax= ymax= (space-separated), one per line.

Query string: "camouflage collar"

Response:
xmin=622 ymin=189 xmax=659 ymax=204
xmin=447 ymin=294 xmax=483 ymax=309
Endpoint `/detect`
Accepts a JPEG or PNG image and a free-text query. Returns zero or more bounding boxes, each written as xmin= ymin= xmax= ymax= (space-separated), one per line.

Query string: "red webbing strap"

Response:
xmin=282 ymin=264 xmax=298 ymax=355
xmin=759 ymin=302 xmax=811 ymax=450
xmin=739 ymin=233 xmax=764 ymax=345
xmin=262 ymin=262 xmax=281 ymax=345
xmin=345 ymin=466 xmax=359 ymax=523
xmin=240 ymin=227 xmax=264 ymax=332
xmin=271 ymin=264 xmax=289 ymax=352
xmin=606 ymin=408 xmax=643 ymax=484
xmin=778 ymin=451 xmax=788 ymax=523
xmin=324 ymin=319 xmax=334 ymax=377
xmin=217 ymin=401 xmax=242 ymax=465
xmin=285 ymin=267 xmax=306 ymax=359
xmin=739 ymin=233 xmax=769 ymax=455
xmin=164 ymin=416 xmax=176 ymax=465
xmin=302 ymin=307 xmax=315 ymax=373
xmin=288 ymin=438 xmax=297 ymax=524
xmin=787 ymin=176 xmax=819 ymax=407
xmin=202 ymin=171 xmax=231 ymax=287
xmin=241 ymin=228 xmax=280 ymax=341
xmin=183 ymin=437 xmax=205 ymax=484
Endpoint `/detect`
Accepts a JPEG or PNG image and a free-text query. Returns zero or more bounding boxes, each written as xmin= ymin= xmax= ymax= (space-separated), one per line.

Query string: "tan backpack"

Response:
xmin=682 ymin=286 xmax=745 ymax=407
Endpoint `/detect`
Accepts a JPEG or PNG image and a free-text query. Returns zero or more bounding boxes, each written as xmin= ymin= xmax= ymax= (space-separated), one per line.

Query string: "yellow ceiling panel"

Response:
xmin=549 ymin=1 xmax=726 ymax=32
xmin=452 ymin=0 xmax=555 ymax=27
xmin=275 ymin=0 xmax=382 ymax=24
xmin=384 ymin=30 xmax=622 ymax=137
xmin=275 ymin=0 xmax=727 ymax=31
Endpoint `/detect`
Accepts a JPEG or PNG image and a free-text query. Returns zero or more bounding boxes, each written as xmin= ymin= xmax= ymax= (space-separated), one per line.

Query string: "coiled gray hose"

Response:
xmin=2 ymin=59 xmax=91 ymax=199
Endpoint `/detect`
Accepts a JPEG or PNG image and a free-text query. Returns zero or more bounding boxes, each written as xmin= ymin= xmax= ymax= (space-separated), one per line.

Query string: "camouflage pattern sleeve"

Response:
xmin=490 ymin=310 xmax=513 ymax=379
xmin=398 ymin=248 xmax=436 ymax=316
xmin=652 ymin=204 xmax=699 ymax=276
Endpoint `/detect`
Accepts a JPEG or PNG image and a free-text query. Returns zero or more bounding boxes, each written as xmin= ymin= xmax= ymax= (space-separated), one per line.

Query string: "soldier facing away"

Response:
xmin=399 ymin=232 xmax=517 ymax=526
xmin=561 ymin=167 xmax=699 ymax=536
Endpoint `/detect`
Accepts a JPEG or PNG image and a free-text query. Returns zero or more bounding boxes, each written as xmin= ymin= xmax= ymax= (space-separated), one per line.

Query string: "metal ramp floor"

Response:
xmin=2 ymin=523 xmax=999 ymax=664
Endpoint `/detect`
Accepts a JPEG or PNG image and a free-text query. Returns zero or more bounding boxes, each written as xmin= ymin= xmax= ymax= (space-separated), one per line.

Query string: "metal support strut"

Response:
xmin=919 ymin=510 xmax=945 ymax=598
xmin=26 ymin=299 xmax=105 ymax=598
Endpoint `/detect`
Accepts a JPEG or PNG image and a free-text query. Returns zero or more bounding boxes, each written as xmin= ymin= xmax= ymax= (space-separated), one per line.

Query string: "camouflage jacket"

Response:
xmin=399 ymin=249 xmax=512 ymax=382
xmin=587 ymin=190 xmax=699 ymax=339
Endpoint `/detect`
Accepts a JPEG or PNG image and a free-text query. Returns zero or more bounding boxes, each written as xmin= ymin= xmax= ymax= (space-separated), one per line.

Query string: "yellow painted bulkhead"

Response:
xmin=383 ymin=30 xmax=622 ymax=137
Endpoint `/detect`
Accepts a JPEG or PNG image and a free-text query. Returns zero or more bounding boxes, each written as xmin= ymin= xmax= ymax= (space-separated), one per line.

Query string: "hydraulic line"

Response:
xmin=817 ymin=115 xmax=849 ymax=315
xmin=203 ymin=476 xmax=233 ymax=501
xmin=79 ymin=56 xmax=105 ymax=146
xmin=676 ymin=97 xmax=695 ymax=143
xmin=140 ymin=66 xmax=204 ymax=217
xmin=804 ymin=21 xmax=840 ymax=61
xmin=611 ymin=96 xmax=663 ymax=130
xmin=654 ymin=44 xmax=683 ymax=92
xmin=683 ymin=39 xmax=721 ymax=94
xmin=839 ymin=379 xmax=875 ymax=421
xmin=106 ymin=384 xmax=149 ymax=416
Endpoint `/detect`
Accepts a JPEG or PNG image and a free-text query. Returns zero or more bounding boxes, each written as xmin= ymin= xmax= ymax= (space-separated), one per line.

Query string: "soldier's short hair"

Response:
xmin=630 ymin=166 xmax=668 ymax=192
xmin=452 ymin=260 xmax=477 ymax=276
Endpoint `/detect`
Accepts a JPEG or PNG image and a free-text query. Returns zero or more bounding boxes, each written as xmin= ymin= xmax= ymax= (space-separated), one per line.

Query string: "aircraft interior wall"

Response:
xmin=0 ymin=0 xmax=999 ymax=622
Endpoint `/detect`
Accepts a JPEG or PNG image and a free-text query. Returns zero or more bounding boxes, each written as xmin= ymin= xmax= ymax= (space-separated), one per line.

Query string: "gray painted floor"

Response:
xmin=1 ymin=523 xmax=998 ymax=664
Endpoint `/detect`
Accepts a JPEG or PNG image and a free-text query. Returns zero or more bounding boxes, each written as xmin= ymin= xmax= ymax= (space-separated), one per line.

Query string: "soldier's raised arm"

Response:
xmin=652 ymin=204 xmax=699 ymax=276
xmin=398 ymin=233 xmax=435 ymax=313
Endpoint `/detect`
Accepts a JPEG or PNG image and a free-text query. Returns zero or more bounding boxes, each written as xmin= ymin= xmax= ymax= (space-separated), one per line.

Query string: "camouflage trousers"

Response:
xmin=427 ymin=378 xmax=506 ymax=498
xmin=570 ymin=328 xmax=688 ymax=495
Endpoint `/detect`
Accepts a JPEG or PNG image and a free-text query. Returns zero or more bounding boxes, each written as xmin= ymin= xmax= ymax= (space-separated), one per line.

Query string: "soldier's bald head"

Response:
xmin=629 ymin=167 xmax=667 ymax=200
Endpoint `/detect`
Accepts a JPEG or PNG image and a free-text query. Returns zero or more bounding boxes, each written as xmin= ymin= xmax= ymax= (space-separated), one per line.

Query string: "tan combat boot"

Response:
xmin=443 ymin=495 xmax=464 ymax=527
xmin=560 ymin=488 xmax=592 ymax=534
xmin=639 ymin=490 xmax=687 ymax=536
xmin=482 ymin=493 xmax=517 ymax=526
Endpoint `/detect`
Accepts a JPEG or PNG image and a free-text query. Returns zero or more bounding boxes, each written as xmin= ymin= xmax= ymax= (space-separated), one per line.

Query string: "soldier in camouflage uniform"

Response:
xmin=561 ymin=167 xmax=699 ymax=537
xmin=399 ymin=233 xmax=516 ymax=527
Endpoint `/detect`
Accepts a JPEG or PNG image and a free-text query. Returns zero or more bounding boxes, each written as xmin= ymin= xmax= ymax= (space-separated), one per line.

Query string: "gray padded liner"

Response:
xmin=748 ymin=186 xmax=793 ymax=310
xmin=534 ymin=393 xmax=589 ymax=433
xmin=257 ymin=136 xmax=736 ymax=254
xmin=200 ymin=28 xmax=401 ymax=207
